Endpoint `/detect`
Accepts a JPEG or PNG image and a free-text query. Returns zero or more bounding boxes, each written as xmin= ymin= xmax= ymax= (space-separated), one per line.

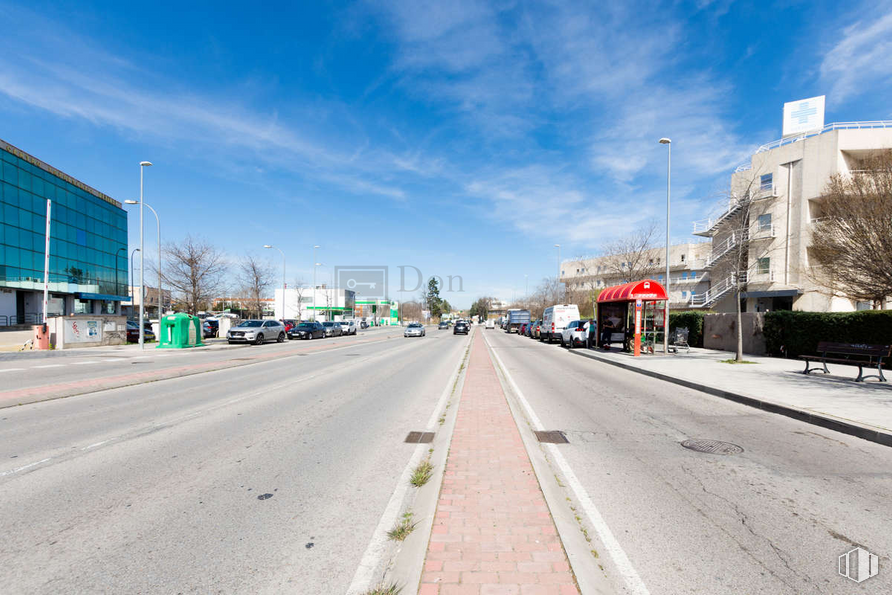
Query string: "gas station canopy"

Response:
xmin=597 ymin=279 xmax=667 ymax=303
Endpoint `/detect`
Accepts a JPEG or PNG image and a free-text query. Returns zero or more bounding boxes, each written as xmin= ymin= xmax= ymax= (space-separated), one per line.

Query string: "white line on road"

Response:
xmin=71 ymin=361 xmax=101 ymax=365
xmin=485 ymin=334 xmax=651 ymax=595
xmin=346 ymin=333 xmax=471 ymax=595
xmin=0 ymin=368 xmax=25 ymax=373
xmin=0 ymin=457 xmax=52 ymax=477
xmin=82 ymin=440 xmax=109 ymax=450
xmin=33 ymin=364 xmax=65 ymax=369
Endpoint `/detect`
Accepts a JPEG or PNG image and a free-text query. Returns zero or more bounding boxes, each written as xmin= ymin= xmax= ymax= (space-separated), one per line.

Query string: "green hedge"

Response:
xmin=763 ymin=310 xmax=892 ymax=358
xmin=669 ymin=311 xmax=706 ymax=347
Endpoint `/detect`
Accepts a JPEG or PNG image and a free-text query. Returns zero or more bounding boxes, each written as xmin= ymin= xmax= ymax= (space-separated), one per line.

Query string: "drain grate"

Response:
xmin=535 ymin=430 xmax=569 ymax=444
xmin=681 ymin=439 xmax=744 ymax=455
xmin=405 ymin=431 xmax=435 ymax=444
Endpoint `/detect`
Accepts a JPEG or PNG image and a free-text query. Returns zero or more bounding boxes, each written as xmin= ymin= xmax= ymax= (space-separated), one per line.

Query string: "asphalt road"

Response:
xmin=485 ymin=329 xmax=891 ymax=595
xmin=0 ymin=325 xmax=470 ymax=594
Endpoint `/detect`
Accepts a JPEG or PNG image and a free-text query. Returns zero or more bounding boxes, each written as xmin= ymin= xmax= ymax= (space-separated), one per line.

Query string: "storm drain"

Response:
xmin=405 ymin=431 xmax=435 ymax=444
xmin=681 ymin=439 xmax=744 ymax=455
xmin=535 ymin=430 xmax=569 ymax=444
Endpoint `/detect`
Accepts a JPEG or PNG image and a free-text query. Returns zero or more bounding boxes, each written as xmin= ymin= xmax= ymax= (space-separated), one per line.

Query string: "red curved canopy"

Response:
xmin=597 ymin=279 xmax=667 ymax=303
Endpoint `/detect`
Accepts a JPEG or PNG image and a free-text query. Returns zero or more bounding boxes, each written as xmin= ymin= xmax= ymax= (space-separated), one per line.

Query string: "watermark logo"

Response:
xmin=334 ymin=266 xmax=388 ymax=301
xmin=839 ymin=547 xmax=878 ymax=583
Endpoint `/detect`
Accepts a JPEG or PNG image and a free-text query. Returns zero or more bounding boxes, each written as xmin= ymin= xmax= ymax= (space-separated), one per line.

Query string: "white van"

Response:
xmin=540 ymin=304 xmax=580 ymax=343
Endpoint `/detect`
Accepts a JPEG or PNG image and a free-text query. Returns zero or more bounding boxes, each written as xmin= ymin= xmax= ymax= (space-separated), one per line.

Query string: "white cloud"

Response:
xmin=820 ymin=9 xmax=892 ymax=103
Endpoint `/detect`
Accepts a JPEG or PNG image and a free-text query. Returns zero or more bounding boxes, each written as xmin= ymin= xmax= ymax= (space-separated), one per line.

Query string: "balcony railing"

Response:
xmin=704 ymin=232 xmax=747 ymax=269
xmin=751 ymin=223 xmax=776 ymax=239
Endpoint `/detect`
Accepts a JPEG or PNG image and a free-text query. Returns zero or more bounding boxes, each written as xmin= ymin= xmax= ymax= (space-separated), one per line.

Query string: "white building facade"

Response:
xmin=693 ymin=122 xmax=892 ymax=313
xmin=273 ymin=287 xmax=356 ymax=322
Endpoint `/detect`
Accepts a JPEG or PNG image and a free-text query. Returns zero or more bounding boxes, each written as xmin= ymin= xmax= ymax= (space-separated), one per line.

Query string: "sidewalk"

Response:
xmin=569 ymin=346 xmax=892 ymax=447
xmin=419 ymin=331 xmax=579 ymax=595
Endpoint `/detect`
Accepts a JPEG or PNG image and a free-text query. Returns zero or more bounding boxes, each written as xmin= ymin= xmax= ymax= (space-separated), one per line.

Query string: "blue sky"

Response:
xmin=1 ymin=0 xmax=891 ymax=307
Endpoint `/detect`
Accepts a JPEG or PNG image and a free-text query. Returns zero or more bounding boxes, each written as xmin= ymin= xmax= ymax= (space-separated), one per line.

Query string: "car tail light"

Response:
xmin=552 ymin=323 xmax=555 ymax=332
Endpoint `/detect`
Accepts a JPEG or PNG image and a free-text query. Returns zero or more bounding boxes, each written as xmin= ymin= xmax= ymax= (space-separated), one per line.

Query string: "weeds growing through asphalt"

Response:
xmin=387 ymin=511 xmax=416 ymax=541
xmin=363 ymin=583 xmax=402 ymax=595
xmin=410 ymin=458 xmax=434 ymax=487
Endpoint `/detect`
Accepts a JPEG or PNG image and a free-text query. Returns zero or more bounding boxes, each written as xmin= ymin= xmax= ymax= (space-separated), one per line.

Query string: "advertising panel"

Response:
xmin=64 ymin=318 xmax=101 ymax=343
xmin=782 ymin=95 xmax=825 ymax=137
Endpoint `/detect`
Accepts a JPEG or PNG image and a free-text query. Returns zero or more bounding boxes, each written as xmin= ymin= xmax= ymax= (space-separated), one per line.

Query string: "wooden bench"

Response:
xmin=799 ymin=342 xmax=891 ymax=382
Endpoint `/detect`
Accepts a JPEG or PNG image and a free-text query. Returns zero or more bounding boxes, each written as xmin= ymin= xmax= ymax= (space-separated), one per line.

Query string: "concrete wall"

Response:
xmin=703 ymin=312 xmax=766 ymax=355
xmin=47 ymin=315 xmax=127 ymax=349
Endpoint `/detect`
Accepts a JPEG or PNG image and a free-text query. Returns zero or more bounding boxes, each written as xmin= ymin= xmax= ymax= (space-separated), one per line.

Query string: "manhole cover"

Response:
xmin=535 ymin=430 xmax=569 ymax=444
xmin=405 ymin=431 xmax=435 ymax=444
xmin=681 ymin=439 xmax=743 ymax=455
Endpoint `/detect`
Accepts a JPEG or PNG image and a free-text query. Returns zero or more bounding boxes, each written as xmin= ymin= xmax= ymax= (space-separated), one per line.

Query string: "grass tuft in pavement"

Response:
xmin=387 ymin=511 xmax=417 ymax=541
xmin=363 ymin=583 xmax=402 ymax=595
xmin=410 ymin=459 xmax=434 ymax=487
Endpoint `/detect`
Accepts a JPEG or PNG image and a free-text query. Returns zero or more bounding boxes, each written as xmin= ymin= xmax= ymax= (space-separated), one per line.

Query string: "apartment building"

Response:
xmin=561 ymin=241 xmax=711 ymax=309
xmin=693 ymin=122 xmax=892 ymax=313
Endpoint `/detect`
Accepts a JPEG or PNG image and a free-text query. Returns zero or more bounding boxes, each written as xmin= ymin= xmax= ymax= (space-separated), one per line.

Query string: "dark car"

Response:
xmin=203 ymin=319 xmax=219 ymax=337
xmin=202 ymin=321 xmax=216 ymax=339
xmin=127 ymin=320 xmax=156 ymax=343
xmin=438 ymin=321 xmax=449 ymax=330
xmin=454 ymin=321 xmax=469 ymax=335
xmin=289 ymin=321 xmax=325 ymax=340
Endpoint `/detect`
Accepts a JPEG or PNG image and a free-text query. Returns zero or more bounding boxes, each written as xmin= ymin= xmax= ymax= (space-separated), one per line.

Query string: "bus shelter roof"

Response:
xmin=597 ymin=279 xmax=668 ymax=303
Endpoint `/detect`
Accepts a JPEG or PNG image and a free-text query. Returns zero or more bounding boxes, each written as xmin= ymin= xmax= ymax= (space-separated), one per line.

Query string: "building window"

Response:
xmin=760 ymin=173 xmax=773 ymax=191
xmin=757 ymin=257 xmax=770 ymax=274
xmin=681 ymin=271 xmax=688 ymax=280
xmin=757 ymin=213 xmax=772 ymax=231
xmin=681 ymin=291 xmax=687 ymax=299
xmin=690 ymin=271 xmax=697 ymax=279
xmin=680 ymin=254 xmax=686 ymax=263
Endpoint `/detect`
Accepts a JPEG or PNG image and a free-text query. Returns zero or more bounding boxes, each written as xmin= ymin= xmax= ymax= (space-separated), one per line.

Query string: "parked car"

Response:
xmin=202 ymin=319 xmax=219 ymax=337
xmin=560 ymin=320 xmax=589 ymax=348
xmin=227 ymin=320 xmax=286 ymax=345
xmin=404 ymin=322 xmax=426 ymax=337
xmin=454 ymin=321 xmax=469 ymax=335
xmin=360 ymin=320 xmax=369 ymax=329
xmin=438 ymin=321 xmax=449 ymax=330
xmin=126 ymin=321 xmax=156 ymax=343
xmin=519 ymin=322 xmax=528 ymax=335
xmin=289 ymin=321 xmax=325 ymax=340
xmin=281 ymin=319 xmax=298 ymax=333
xmin=485 ymin=319 xmax=495 ymax=329
xmin=322 ymin=321 xmax=343 ymax=337
xmin=540 ymin=305 xmax=580 ymax=343
xmin=201 ymin=321 xmax=217 ymax=339
xmin=338 ymin=320 xmax=357 ymax=335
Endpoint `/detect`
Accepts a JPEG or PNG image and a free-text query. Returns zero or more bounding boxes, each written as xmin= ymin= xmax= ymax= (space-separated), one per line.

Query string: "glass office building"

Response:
xmin=0 ymin=138 xmax=128 ymax=325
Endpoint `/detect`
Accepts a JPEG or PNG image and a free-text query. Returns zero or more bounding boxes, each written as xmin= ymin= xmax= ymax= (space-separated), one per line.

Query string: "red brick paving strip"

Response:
xmin=419 ymin=330 xmax=579 ymax=595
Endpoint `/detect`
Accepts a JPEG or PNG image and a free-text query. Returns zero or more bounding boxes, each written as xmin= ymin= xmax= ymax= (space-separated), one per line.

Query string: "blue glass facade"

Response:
xmin=0 ymin=139 xmax=128 ymax=322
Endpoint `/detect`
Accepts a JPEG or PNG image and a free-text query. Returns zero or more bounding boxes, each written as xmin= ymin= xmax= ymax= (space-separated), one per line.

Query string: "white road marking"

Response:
xmin=485 ymin=334 xmax=651 ymax=595
xmin=33 ymin=364 xmax=65 ymax=369
xmin=347 ymin=333 xmax=471 ymax=595
xmin=71 ymin=361 xmax=101 ymax=365
xmin=82 ymin=440 xmax=108 ymax=450
xmin=0 ymin=457 xmax=52 ymax=477
xmin=0 ymin=368 xmax=25 ymax=373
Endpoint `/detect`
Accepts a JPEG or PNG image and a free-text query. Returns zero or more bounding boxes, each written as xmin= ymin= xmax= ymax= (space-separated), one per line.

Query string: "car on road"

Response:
xmin=202 ymin=319 xmax=219 ymax=337
xmin=454 ymin=321 xmax=469 ymax=335
xmin=485 ymin=319 xmax=495 ymax=329
xmin=126 ymin=321 xmax=156 ymax=343
xmin=289 ymin=321 xmax=325 ymax=340
xmin=360 ymin=320 xmax=369 ymax=329
xmin=438 ymin=321 xmax=449 ymax=330
xmin=339 ymin=320 xmax=358 ymax=335
xmin=560 ymin=320 xmax=589 ymax=348
xmin=519 ymin=322 xmax=529 ymax=335
xmin=201 ymin=321 xmax=217 ymax=339
xmin=322 ymin=321 xmax=342 ymax=337
xmin=227 ymin=320 xmax=286 ymax=345
xmin=281 ymin=319 xmax=299 ymax=333
xmin=404 ymin=322 xmax=426 ymax=337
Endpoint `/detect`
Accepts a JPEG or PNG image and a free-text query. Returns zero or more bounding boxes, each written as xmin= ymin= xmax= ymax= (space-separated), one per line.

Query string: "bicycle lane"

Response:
xmin=418 ymin=329 xmax=579 ymax=595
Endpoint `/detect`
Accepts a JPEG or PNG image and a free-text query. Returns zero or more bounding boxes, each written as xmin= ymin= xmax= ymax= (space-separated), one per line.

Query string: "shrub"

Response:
xmin=763 ymin=310 xmax=892 ymax=358
xmin=669 ymin=311 xmax=707 ymax=347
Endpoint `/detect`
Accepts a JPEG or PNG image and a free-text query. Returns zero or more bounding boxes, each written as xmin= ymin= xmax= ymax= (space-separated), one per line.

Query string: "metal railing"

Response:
xmin=688 ymin=272 xmax=747 ymax=308
xmin=0 ymin=313 xmax=43 ymax=326
xmin=755 ymin=121 xmax=892 ymax=154
xmin=751 ymin=223 xmax=776 ymax=239
xmin=704 ymin=232 xmax=747 ymax=269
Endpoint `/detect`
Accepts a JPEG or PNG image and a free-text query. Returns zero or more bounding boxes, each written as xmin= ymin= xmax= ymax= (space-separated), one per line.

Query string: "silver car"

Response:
xmin=404 ymin=322 xmax=425 ymax=337
xmin=339 ymin=320 xmax=358 ymax=335
xmin=227 ymin=319 xmax=286 ymax=345
xmin=322 ymin=321 xmax=343 ymax=337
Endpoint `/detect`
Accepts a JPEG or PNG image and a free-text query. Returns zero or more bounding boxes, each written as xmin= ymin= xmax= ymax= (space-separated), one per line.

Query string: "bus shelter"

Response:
xmin=596 ymin=279 xmax=668 ymax=356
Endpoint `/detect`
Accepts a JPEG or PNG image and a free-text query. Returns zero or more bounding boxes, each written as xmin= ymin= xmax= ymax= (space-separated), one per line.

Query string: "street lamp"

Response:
xmin=313 ymin=245 xmax=320 ymax=321
xmin=659 ymin=137 xmax=672 ymax=354
xmin=137 ymin=161 xmax=152 ymax=349
xmin=264 ymin=245 xmax=286 ymax=319
xmin=554 ymin=244 xmax=561 ymax=301
xmin=130 ymin=248 xmax=140 ymax=309
xmin=125 ymin=199 xmax=161 ymax=320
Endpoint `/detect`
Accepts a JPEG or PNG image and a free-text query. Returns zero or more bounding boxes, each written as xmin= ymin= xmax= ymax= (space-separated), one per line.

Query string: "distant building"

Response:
xmin=562 ymin=242 xmax=711 ymax=309
xmin=693 ymin=122 xmax=892 ymax=312
xmin=121 ymin=286 xmax=172 ymax=319
xmin=0 ymin=139 xmax=128 ymax=325
xmin=273 ymin=287 xmax=357 ymax=322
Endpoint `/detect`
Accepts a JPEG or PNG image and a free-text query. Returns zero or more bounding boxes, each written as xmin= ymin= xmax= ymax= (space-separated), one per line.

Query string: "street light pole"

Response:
xmin=554 ymin=244 xmax=561 ymax=301
xmin=138 ymin=161 xmax=152 ymax=349
xmin=659 ymin=138 xmax=672 ymax=355
xmin=313 ymin=245 xmax=320 ymax=321
xmin=264 ymin=245 xmax=286 ymax=319
xmin=125 ymin=200 xmax=161 ymax=320
xmin=130 ymin=248 xmax=140 ymax=307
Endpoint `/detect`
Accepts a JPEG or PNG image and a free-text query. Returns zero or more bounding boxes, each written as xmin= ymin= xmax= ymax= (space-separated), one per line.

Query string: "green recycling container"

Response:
xmin=157 ymin=313 xmax=204 ymax=349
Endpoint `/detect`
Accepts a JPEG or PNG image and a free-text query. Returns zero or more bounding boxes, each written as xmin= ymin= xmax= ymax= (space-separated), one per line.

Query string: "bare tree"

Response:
xmin=810 ymin=151 xmax=892 ymax=308
xmin=600 ymin=221 xmax=660 ymax=284
xmin=239 ymin=253 xmax=275 ymax=319
xmin=292 ymin=278 xmax=307 ymax=320
xmin=162 ymin=236 xmax=227 ymax=314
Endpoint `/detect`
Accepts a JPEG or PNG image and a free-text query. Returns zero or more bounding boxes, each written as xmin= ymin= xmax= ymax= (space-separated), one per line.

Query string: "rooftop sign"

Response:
xmin=782 ymin=95 xmax=825 ymax=137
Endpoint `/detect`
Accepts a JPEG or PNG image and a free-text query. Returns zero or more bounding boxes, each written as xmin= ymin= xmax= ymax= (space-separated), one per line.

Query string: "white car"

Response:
xmin=404 ymin=323 xmax=425 ymax=337
xmin=560 ymin=320 xmax=590 ymax=348
xmin=540 ymin=304 xmax=581 ymax=343
xmin=339 ymin=320 xmax=358 ymax=335
xmin=485 ymin=319 xmax=495 ymax=329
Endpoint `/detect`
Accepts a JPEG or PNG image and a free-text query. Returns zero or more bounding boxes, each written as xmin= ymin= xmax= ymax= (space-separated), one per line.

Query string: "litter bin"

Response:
xmin=157 ymin=313 xmax=204 ymax=349
xmin=32 ymin=324 xmax=51 ymax=350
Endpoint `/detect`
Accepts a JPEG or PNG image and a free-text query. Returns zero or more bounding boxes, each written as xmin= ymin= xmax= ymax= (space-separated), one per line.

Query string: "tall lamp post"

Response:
xmin=137 ymin=161 xmax=152 ymax=349
xmin=659 ymin=137 xmax=672 ymax=354
xmin=130 ymin=248 xmax=141 ymax=308
xmin=554 ymin=244 xmax=561 ymax=301
xmin=264 ymin=245 xmax=286 ymax=319
xmin=125 ymin=200 xmax=161 ymax=319
xmin=313 ymin=246 xmax=320 ymax=322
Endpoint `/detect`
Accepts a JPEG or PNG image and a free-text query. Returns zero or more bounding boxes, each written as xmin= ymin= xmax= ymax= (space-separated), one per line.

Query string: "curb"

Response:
xmin=567 ymin=348 xmax=892 ymax=448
